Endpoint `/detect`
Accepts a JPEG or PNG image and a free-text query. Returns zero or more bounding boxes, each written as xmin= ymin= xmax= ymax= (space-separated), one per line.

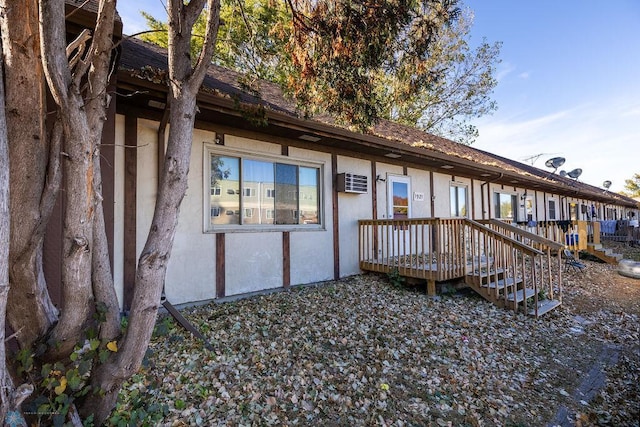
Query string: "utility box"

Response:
xmin=336 ymin=173 xmax=368 ymax=194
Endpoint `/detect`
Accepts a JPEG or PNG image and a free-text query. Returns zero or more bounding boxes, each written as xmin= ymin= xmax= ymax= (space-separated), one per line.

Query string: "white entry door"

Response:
xmin=387 ymin=175 xmax=411 ymax=219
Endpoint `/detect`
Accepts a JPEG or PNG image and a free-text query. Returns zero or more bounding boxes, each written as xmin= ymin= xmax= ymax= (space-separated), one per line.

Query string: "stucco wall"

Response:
xmin=407 ymin=167 xmax=432 ymax=218
xmin=337 ymin=156 xmax=373 ymax=277
xmin=375 ymin=163 xmax=404 ymax=219
xmin=288 ymin=147 xmax=334 ymax=285
xmin=135 ymin=124 xmax=341 ymax=303
xmin=122 ymin=115 xmax=635 ymax=306
xmin=225 ymin=232 xmax=283 ymax=295
xmin=432 ymin=172 xmax=452 ymax=217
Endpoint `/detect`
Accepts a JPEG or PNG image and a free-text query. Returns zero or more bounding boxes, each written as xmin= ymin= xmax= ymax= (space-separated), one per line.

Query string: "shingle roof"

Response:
xmin=117 ymin=37 xmax=638 ymax=208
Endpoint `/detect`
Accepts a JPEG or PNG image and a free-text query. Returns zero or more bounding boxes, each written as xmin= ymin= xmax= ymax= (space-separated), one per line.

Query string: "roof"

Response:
xmin=65 ymin=0 xmax=123 ymax=37
xmin=116 ymin=37 xmax=637 ymax=208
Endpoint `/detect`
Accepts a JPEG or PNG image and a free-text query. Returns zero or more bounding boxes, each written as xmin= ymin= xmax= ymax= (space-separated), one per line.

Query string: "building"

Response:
xmin=41 ymin=4 xmax=639 ymax=318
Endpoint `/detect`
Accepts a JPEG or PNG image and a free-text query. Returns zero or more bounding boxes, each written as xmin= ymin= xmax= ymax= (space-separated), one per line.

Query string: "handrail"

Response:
xmin=478 ymin=219 xmax=564 ymax=251
xmin=465 ymin=219 xmax=545 ymax=256
xmin=358 ymin=217 xmax=562 ymax=317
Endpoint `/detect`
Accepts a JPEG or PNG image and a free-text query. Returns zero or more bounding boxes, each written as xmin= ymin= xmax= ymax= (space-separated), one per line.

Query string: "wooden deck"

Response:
xmin=359 ymin=218 xmax=564 ymax=317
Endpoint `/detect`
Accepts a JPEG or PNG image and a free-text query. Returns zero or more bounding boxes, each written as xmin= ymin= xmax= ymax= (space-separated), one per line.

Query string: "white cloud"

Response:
xmin=518 ymin=72 xmax=530 ymax=79
xmin=495 ymin=62 xmax=516 ymax=82
xmin=474 ymin=98 xmax=639 ymax=193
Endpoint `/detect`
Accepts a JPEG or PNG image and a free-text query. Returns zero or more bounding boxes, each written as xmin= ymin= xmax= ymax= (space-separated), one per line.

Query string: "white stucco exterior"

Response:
xmin=112 ymin=113 xmax=636 ymax=307
xmin=337 ymin=156 xmax=373 ymax=276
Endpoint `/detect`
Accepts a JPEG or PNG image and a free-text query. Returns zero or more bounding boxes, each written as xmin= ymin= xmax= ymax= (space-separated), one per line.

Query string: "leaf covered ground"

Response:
xmin=114 ymin=248 xmax=640 ymax=426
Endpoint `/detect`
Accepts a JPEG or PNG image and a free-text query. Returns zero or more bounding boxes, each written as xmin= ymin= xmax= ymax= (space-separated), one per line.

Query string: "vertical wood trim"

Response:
xmin=403 ymin=166 xmax=408 ymax=176
xmin=429 ymin=171 xmax=435 ymax=216
xmin=487 ymin=182 xmax=492 ymax=218
xmin=480 ymin=183 xmax=486 ymax=220
xmin=470 ymin=178 xmax=475 ymax=220
xmin=216 ymin=233 xmax=225 ymax=298
xmin=123 ymin=115 xmax=137 ymax=312
xmin=283 ymin=231 xmax=290 ymax=289
xmin=371 ymin=162 xmax=377 ymax=219
xmin=281 ymin=144 xmax=289 ymax=156
xmin=332 ymin=153 xmax=340 ymax=279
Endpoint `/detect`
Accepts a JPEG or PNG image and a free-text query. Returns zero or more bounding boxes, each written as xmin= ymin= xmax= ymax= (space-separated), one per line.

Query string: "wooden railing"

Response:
xmin=358 ymin=218 xmax=561 ymax=316
xmin=358 ymin=218 xmax=466 ymax=285
xmin=478 ymin=219 xmax=563 ymax=304
xmin=514 ymin=220 xmax=600 ymax=252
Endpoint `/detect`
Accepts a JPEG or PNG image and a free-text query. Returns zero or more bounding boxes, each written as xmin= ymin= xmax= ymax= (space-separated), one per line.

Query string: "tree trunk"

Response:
xmin=92 ymin=156 xmax=120 ymax=342
xmin=0 ymin=0 xmax=58 ymax=350
xmin=1 ymin=28 xmax=13 ymax=423
xmin=86 ymin=0 xmax=120 ymax=343
xmin=81 ymin=1 xmax=221 ymax=421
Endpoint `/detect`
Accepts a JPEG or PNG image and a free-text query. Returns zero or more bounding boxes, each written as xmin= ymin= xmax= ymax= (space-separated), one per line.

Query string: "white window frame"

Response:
xmin=450 ymin=184 xmax=469 ymax=218
xmin=494 ymin=191 xmax=517 ymax=221
xmin=203 ymin=143 xmax=325 ymax=232
xmin=548 ymin=199 xmax=557 ymax=220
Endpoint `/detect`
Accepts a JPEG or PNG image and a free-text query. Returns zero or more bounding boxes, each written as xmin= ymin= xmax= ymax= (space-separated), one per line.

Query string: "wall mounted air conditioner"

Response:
xmin=336 ymin=173 xmax=368 ymax=194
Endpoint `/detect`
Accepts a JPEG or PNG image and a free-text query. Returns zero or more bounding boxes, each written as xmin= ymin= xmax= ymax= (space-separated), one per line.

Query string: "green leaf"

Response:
xmin=67 ymin=369 xmax=83 ymax=391
xmin=41 ymin=363 xmax=52 ymax=377
xmin=78 ymin=359 xmax=92 ymax=376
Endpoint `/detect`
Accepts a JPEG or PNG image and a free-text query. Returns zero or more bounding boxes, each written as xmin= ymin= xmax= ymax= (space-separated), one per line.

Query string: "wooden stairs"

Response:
xmin=585 ymin=243 xmax=623 ymax=264
xmin=358 ymin=218 xmax=564 ymax=318
xmin=464 ymin=265 xmax=562 ymax=318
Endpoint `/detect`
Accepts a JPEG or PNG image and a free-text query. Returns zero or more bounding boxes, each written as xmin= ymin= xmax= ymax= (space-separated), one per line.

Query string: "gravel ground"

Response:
xmin=112 ymin=248 xmax=640 ymax=426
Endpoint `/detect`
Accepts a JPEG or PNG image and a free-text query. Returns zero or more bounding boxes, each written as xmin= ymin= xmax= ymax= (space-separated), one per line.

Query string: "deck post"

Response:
xmin=427 ymin=279 xmax=436 ymax=296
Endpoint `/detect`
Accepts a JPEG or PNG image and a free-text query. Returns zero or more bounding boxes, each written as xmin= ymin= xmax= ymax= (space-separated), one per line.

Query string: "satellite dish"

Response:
xmin=567 ymin=168 xmax=582 ymax=179
xmin=559 ymin=170 xmax=567 ymax=177
xmin=544 ymin=157 xmax=566 ymax=170
xmin=603 ymin=180 xmax=612 ymax=189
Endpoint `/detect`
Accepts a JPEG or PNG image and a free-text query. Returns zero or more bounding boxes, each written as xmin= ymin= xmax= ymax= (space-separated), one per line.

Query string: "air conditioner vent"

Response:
xmin=336 ymin=173 xmax=368 ymax=194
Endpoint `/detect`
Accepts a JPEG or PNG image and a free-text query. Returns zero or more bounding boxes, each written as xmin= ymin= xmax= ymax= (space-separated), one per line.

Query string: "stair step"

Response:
xmin=469 ymin=267 xmax=505 ymax=278
xmin=483 ymin=277 xmax=521 ymax=290
xmin=528 ymin=299 xmax=562 ymax=317
xmin=506 ymin=288 xmax=535 ymax=303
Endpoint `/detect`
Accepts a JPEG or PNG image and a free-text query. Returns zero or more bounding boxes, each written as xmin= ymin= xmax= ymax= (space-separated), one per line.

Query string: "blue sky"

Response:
xmin=118 ymin=1 xmax=640 ymax=193
xmin=464 ymin=0 xmax=640 ymax=193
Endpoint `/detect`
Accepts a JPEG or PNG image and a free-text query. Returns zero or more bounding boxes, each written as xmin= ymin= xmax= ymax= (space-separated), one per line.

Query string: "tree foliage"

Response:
xmin=142 ymin=0 xmax=291 ymax=83
xmin=141 ymin=0 xmax=500 ymax=143
xmin=621 ymin=173 xmax=640 ymax=198
xmin=378 ymin=9 xmax=500 ymax=144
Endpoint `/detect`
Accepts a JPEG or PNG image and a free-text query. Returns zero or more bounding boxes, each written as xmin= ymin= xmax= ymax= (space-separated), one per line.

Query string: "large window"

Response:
xmin=207 ymin=151 xmax=321 ymax=229
xmin=494 ymin=192 xmax=517 ymax=221
xmin=450 ymin=185 xmax=468 ymax=217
